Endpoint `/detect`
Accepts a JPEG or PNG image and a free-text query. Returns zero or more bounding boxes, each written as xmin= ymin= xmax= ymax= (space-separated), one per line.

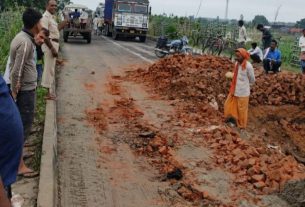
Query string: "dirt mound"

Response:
xmin=132 ymin=54 xmax=232 ymax=109
xmin=130 ymin=54 xmax=305 ymax=107
xmin=126 ymin=55 xmax=305 ymax=205
xmin=252 ymin=72 xmax=305 ymax=106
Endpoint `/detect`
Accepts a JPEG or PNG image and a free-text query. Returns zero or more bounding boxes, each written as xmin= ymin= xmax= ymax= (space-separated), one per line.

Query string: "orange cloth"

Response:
xmin=225 ymin=48 xmax=251 ymax=129
xmin=224 ymin=94 xmax=249 ymax=129
xmin=229 ymin=48 xmax=250 ymax=94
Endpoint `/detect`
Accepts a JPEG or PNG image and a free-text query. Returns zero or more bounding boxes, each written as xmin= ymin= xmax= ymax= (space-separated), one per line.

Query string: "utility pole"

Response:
xmin=225 ymin=0 xmax=229 ymax=20
xmin=274 ymin=5 xmax=282 ymax=23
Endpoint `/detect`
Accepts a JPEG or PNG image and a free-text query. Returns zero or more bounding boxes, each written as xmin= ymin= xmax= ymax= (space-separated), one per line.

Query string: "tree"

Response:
xmin=296 ymin=18 xmax=305 ymax=28
xmin=252 ymin=15 xmax=269 ymax=26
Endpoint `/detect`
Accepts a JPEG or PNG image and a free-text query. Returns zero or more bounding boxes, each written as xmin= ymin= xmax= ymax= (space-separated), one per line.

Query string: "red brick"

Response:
xmin=158 ymin=146 xmax=168 ymax=155
xmin=251 ymin=174 xmax=266 ymax=183
xmin=254 ymin=181 xmax=266 ymax=189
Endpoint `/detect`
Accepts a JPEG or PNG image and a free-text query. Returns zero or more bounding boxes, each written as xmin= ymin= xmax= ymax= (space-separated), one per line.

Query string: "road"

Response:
xmin=56 ymin=36 xmax=187 ymax=207
xmin=56 ymin=35 xmax=291 ymax=207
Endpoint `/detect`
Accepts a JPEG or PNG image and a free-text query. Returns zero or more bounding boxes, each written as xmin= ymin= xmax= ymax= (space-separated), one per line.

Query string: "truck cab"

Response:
xmin=104 ymin=0 xmax=150 ymax=42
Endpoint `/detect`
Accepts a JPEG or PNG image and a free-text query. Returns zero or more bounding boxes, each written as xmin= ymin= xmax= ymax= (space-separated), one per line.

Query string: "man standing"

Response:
xmin=224 ymin=48 xmax=255 ymax=130
xmin=10 ymin=8 xmax=42 ymax=177
xmin=248 ymin=42 xmax=263 ymax=63
xmin=299 ymin=29 xmax=305 ymax=74
xmin=257 ymin=24 xmax=272 ymax=49
xmin=263 ymin=40 xmax=282 ymax=74
xmin=80 ymin=9 xmax=88 ymax=29
xmin=41 ymin=0 xmax=67 ymax=100
xmin=238 ymin=20 xmax=247 ymax=48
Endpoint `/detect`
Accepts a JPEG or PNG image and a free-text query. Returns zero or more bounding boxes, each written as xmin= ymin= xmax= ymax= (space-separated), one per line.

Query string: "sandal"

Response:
xmin=18 ymin=171 xmax=39 ymax=179
xmin=23 ymin=152 xmax=35 ymax=160
xmin=44 ymin=94 xmax=57 ymax=100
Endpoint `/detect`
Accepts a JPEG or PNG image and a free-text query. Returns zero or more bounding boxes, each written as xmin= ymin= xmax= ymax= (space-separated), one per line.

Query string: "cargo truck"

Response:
xmin=104 ymin=0 xmax=150 ymax=42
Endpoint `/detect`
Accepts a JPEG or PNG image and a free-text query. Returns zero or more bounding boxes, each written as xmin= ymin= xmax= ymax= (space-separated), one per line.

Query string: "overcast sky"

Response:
xmin=73 ymin=0 xmax=304 ymax=22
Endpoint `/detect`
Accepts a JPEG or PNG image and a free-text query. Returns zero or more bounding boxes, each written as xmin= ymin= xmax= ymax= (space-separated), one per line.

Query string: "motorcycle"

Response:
xmin=154 ymin=36 xmax=193 ymax=58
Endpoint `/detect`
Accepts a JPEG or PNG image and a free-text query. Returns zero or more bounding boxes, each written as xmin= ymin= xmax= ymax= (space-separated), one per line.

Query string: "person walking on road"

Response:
xmin=256 ymin=24 xmax=272 ymax=50
xmin=224 ymin=48 xmax=255 ymax=130
xmin=10 ymin=8 xmax=43 ymax=178
xmin=93 ymin=15 xmax=99 ymax=35
xmin=299 ymin=28 xmax=305 ymax=74
xmin=41 ymin=0 xmax=67 ymax=100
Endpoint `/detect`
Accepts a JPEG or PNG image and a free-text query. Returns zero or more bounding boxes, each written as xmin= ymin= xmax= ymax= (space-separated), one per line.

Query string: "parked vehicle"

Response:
xmin=154 ymin=36 xmax=193 ymax=58
xmin=104 ymin=0 xmax=150 ymax=42
xmin=63 ymin=4 xmax=92 ymax=43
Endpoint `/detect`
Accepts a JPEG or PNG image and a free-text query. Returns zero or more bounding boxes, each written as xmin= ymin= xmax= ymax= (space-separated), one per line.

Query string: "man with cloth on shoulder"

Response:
xmin=41 ymin=0 xmax=67 ymax=100
xmin=224 ymin=48 xmax=255 ymax=130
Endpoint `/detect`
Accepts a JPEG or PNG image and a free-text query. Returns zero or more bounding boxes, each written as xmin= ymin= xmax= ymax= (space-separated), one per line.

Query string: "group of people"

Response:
xmin=0 ymin=0 xmax=66 ymax=204
xmin=65 ymin=8 xmax=89 ymax=29
xmin=238 ymin=21 xmax=305 ymax=75
xmin=237 ymin=21 xmax=282 ymax=74
xmin=93 ymin=15 xmax=104 ymax=36
xmin=225 ymin=21 xmax=305 ymax=134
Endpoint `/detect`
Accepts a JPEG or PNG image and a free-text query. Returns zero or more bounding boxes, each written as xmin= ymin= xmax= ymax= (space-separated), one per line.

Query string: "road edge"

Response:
xmin=37 ymin=99 xmax=57 ymax=207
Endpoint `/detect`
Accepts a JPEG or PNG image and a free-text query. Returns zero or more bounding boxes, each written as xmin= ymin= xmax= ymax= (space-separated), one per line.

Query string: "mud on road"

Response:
xmin=57 ymin=36 xmax=305 ymax=207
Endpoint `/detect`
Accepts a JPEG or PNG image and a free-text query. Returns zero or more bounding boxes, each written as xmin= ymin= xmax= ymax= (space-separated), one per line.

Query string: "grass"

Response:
xmin=0 ymin=8 xmax=23 ymax=73
xmin=30 ymin=87 xmax=48 ymax=172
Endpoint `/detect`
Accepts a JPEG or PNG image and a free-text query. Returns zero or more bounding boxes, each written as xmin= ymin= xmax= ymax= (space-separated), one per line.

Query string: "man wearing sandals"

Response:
xmin=41 ymin=0 xmax=68 ymax=100
xmin=10 ymin=8 xmax=42 ymax=180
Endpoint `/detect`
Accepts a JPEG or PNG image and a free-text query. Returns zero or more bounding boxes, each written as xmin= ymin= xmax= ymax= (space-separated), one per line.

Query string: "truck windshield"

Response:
xmin=134 ymin=5 xmax=148 ymax=13
xmin=118 ymin=3 xmax=131 ymax=12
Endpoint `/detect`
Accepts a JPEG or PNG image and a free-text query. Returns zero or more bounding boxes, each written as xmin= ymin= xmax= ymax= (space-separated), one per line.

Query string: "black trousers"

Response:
xmin=250 ymin=54 xmax=262 ymax=63
xmin=16 ymin=90 xmax=36 ymax=140
xmin=263 ymin=59 xmax=282 ymax=73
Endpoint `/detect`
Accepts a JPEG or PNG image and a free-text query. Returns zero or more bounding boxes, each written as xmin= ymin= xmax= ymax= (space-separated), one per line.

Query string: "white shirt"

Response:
xmin=248 ymin=47 xmax=263 ymax=60
xmin=238 ymin=26 xmax=247 ymax=43
xmin=234 ymin=61 xmax=255 ymax=97
xmin=3 ymin=57 xmax=11 ymax=84
xmin=41 ymin=10 xmax=60 ymax=39
xmin=80 ymin=11 xmax=88 ymax=20
xmin=299 ymin=36 xmax=305 ymax=52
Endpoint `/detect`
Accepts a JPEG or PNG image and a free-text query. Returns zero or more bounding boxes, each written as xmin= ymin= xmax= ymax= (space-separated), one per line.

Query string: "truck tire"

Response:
xmin=106 ymin=25 xmax=112 ymax=37
xmin=87 ymin=33 xmax=91 ymax=44
xmin=139 ymin=36 xmax=146 ymax=43
xmin=112 ymin=31 xmax=119 ymax=40
xmin=64 ymin=31 xmax=69 ymax=42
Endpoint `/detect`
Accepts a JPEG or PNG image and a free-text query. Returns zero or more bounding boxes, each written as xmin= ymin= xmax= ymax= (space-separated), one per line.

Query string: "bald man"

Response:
xmin=41 ymin=0 xmax=67 ymax=100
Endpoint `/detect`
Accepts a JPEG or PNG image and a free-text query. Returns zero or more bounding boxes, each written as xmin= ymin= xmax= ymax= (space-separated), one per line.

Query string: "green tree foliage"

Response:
xmin=2 ymin=0 xmax=71 ymax=10
xmin=296 ymin=18 xmax=305 ymax=28
xmin=252 ymin=15 xmax=269 ymax=26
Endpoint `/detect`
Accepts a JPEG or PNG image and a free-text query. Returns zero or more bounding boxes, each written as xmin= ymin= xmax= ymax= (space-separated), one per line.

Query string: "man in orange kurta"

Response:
xmin=224 ymin=48 xmax=256 ymax=129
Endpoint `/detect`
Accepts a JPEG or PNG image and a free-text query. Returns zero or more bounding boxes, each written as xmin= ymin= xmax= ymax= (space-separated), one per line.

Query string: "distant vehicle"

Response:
xmin=104 ymin=0 xmax=150 ymax=42
xmin=63 ymin=4 xmax=92 ymax=43
xmin=154 ymin=36 xmax=193 ymax=58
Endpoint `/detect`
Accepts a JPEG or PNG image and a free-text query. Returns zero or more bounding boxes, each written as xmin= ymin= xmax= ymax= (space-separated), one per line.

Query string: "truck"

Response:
xmin=104 ymin=0 xmax=150 ymax=42
xmin=63 ymin=4 xmax=92 ymax=43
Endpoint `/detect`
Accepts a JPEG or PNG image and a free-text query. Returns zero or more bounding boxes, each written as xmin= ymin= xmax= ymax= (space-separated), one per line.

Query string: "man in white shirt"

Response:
xmin=80 ymin=9 xmax=88 ymax=29
xmin=93 ymin=15 xmax=99 ymax=35
xmin=299 ymin=29 xmax=305 ymax=74
xmin=238 ymin=20 xmax=247 ymax=48
xmin=248 ymin=42 xmax=263 ymax=63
